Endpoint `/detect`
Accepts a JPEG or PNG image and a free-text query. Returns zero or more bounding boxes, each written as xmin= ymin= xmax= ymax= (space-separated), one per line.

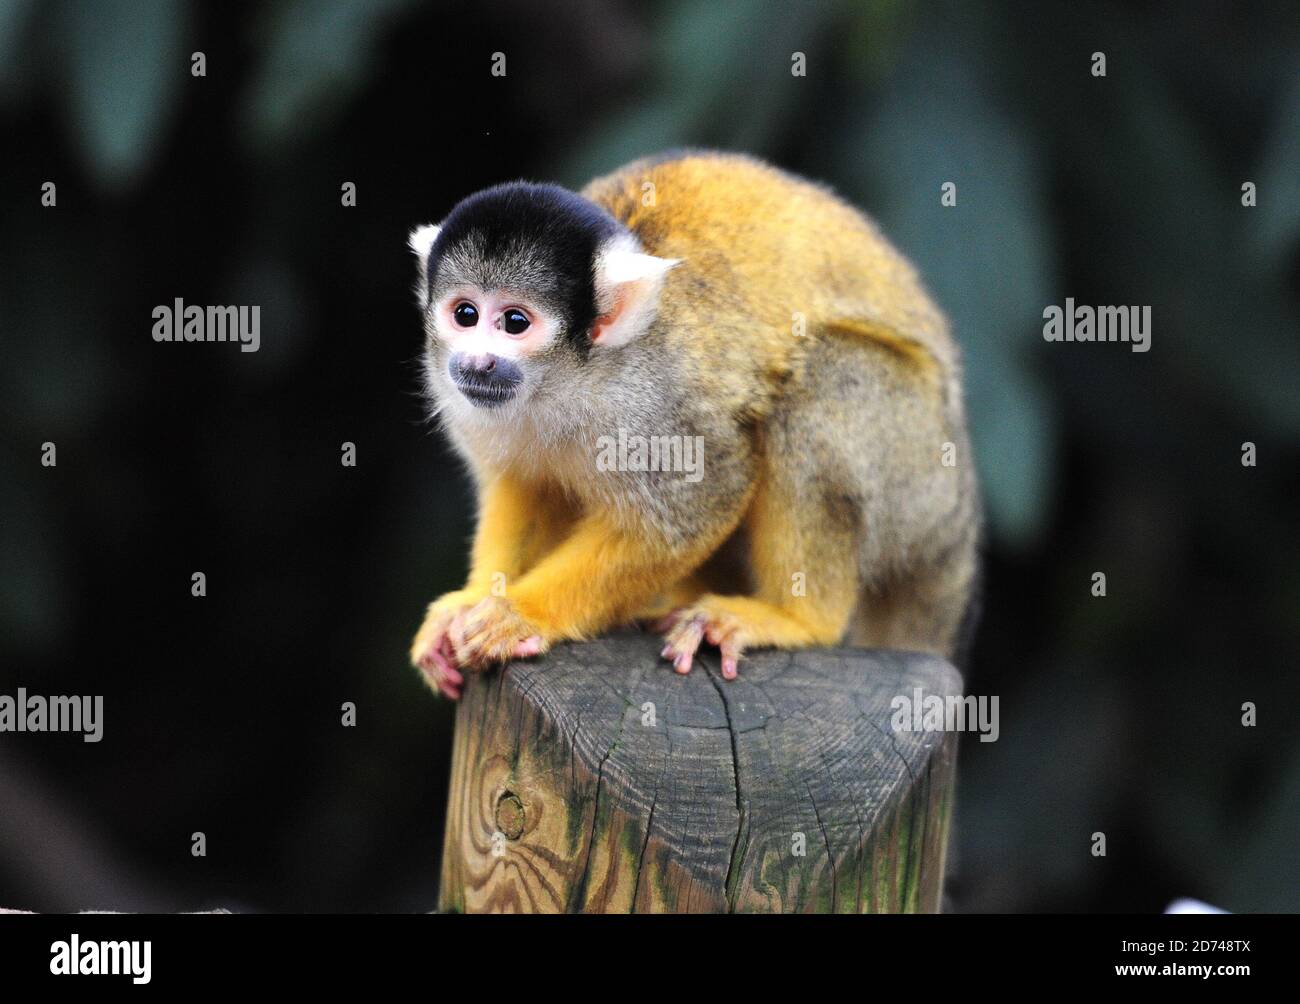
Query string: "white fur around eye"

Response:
xmin=433 ymin=292 xmax=557 ymax=360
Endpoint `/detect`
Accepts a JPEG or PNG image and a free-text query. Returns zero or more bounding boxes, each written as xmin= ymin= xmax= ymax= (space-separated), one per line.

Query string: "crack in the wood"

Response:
xmin=898 ymin=781 xmax=918 ymax=911
xmin=629 ymin=788 xmax=658 ymax=913
xmin=912 ymin=754 xmax=934 ymax=912
xmin=867 ymin=714 xmax=915 ymax=787
xmin=571 ymin=740 xmax=614 ymax=912
xmin=806 ymin=782 xmax=837 ymax=912
xmin=818 ymin=743 xmax=867 ymax=913
xmin=704 ymin=663 xmax=746 ymax=913
xmin=570 ymin=660 xmax=643 ymax=912
xmin=569 ymin=709 xmax=583 ymax=794
xmin=629 ymin=675 xmax=672 ymax=914
xmin=864 ymin=708 xmax=920 ymax=911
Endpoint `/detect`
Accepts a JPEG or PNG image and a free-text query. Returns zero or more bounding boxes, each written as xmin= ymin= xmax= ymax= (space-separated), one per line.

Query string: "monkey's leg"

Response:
xmin=660 ymin=476 xmax=859 ymax=679
xmin=412 ymin=475 xmax=568 ymax=697
xmin=850 ymin=532 xmax=979 ymax=661
xmin=628 ymin=574 xmax=709 ymax=624
xmin=449 ymin=512 xmax=732 ymax=669
xmin=630 ymin=523 xmax=753 ymax=623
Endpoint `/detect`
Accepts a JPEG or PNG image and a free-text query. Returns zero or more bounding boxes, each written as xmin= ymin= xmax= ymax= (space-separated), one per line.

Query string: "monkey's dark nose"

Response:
xmin=449 ymin=352 xmax=523 ymax=408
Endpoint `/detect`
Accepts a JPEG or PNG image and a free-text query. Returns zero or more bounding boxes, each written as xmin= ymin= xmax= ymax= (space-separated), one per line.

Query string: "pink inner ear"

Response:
xmin=590 ymin=288 xmax=628 ymax=344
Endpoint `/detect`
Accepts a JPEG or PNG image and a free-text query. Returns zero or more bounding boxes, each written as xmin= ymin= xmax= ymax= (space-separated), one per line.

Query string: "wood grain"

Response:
xmin=438 ymin=631 xmax=960 ymax=913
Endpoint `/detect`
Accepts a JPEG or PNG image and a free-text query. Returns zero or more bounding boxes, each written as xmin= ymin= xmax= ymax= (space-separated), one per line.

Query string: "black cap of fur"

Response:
xmin=426 ymin=181 xmax=625 ymax=356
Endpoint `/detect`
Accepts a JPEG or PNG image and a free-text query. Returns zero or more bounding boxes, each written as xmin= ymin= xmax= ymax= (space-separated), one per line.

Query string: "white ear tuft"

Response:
xmin=409 ymin=224 xmax=441 ymax=309
xmin=600 ymin=248 xmax=680 ymax=285
xmin=591 ymin=239 xmax=680 ymax=349
xmin=408 ymin=224 xmax=441 ymax=269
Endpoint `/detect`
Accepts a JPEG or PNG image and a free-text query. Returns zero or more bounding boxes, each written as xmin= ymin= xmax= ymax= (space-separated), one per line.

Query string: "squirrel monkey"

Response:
xmin=408 ymin=151 xmax=980 ymax=699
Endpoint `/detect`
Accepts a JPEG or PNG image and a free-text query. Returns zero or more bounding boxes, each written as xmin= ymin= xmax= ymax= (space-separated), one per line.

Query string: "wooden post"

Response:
xmin=438 ymin=631 xmax=961 ymax=913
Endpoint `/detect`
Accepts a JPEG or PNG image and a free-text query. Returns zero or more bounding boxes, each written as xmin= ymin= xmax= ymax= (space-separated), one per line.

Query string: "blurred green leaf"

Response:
xmin=561 ymin=0 xmax=841 ymax=181
xmin=244 ymin=0 xmax=415 ymax=149
xmin=0 ymin=452 xmax=67 ymax=651
xmin=0 ymin=0 xmax=36 ymax=95
xmin=558 ymin=102 xmax=693 ymax=190
xmin=1252 ymin=55 xmax=1300 ymax=263
xmin=56 ymin=0 xmax=184 ymax=189
xmin=1077 ymin=67 xmax=1300 ymax=436
xmin=843 ymin=38 xmax=1060 ymax=546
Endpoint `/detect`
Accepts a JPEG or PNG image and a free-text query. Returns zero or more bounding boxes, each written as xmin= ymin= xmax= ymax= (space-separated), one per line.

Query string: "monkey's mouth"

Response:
xmin=447 ymin=353 xmax=524 ymax=408
xmin=455 ymin=381 xmax=519 ymax=408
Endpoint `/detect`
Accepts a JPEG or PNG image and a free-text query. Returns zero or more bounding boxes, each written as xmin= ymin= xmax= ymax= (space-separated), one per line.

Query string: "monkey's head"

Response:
xmin=409 ymin=182 xmax=678 ymax=428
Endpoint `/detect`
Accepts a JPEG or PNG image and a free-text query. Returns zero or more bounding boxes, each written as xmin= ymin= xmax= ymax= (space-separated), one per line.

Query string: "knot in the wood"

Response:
xmin=495 ymin=791 xmax=526 ymax=840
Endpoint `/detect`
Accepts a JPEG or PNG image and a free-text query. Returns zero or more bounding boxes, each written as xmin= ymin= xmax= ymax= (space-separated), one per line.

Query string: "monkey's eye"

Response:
xmin=502 ymin=308 xmax=531 ymax=335
xmin=452 ymin=301 xmax=479 ymax=328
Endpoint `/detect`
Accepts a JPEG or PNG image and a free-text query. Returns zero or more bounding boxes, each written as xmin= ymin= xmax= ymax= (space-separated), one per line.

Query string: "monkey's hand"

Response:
xmin=410 ymin=590 xmax=484 ymax=699
xmin=449 ymin=596 xmax=547 ymax=672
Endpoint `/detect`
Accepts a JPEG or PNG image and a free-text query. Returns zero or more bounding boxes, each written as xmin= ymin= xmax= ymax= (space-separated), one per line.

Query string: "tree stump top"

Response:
xmin=439 ymin=631 xmax=961 ymax=913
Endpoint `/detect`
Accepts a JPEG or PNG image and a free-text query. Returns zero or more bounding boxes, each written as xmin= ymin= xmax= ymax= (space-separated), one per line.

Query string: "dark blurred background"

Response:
xmin=1 ymin=0 xmax=1297 ymax=913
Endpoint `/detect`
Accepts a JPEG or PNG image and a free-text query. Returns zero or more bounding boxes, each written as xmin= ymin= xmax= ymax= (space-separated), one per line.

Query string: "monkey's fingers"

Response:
xmin=718 ymin=637 xmax=743 ymax=680
xmin=437 ymin=639 xmax=465 ymax=699
xmin=661 ymin=614 xmax=708 ymax=674
xmin=513 ymin=635 xmax=545 ymax=658
xmin=418 ymin=633 xmax=463 ymax=699
xmin=705 ymin=623 xmax=744 ymax=681
xmin=447 ymin=611 xmax=478 ymax=668
xmin=452 ymin=597 xmax=544 ymax=669
xmin=411 ymin=626 xmax=442 ymax=669
xmin=439 ymin=632 xmax=458 ymax=669
xmin=649 ymin=610 xmax=685 ymax=635
xmin=416 ymin=653 xmax=462 ymax=701
xmin=412 ymin=600 xmax=472 ymax=669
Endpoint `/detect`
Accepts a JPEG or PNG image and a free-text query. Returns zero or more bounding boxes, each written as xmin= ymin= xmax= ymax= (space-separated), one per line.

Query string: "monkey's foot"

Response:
xmin=450 ymin=596 xmax=547 ymax=671
xmin=657 ymin=601 xmax=748 ymax=680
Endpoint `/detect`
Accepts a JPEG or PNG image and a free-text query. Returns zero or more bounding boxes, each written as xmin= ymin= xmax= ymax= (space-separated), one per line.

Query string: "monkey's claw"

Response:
xmin=418 ymin=637 xmax=464 ymax=700
xmin=659 ymin=604 xmax=746 ymax=680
